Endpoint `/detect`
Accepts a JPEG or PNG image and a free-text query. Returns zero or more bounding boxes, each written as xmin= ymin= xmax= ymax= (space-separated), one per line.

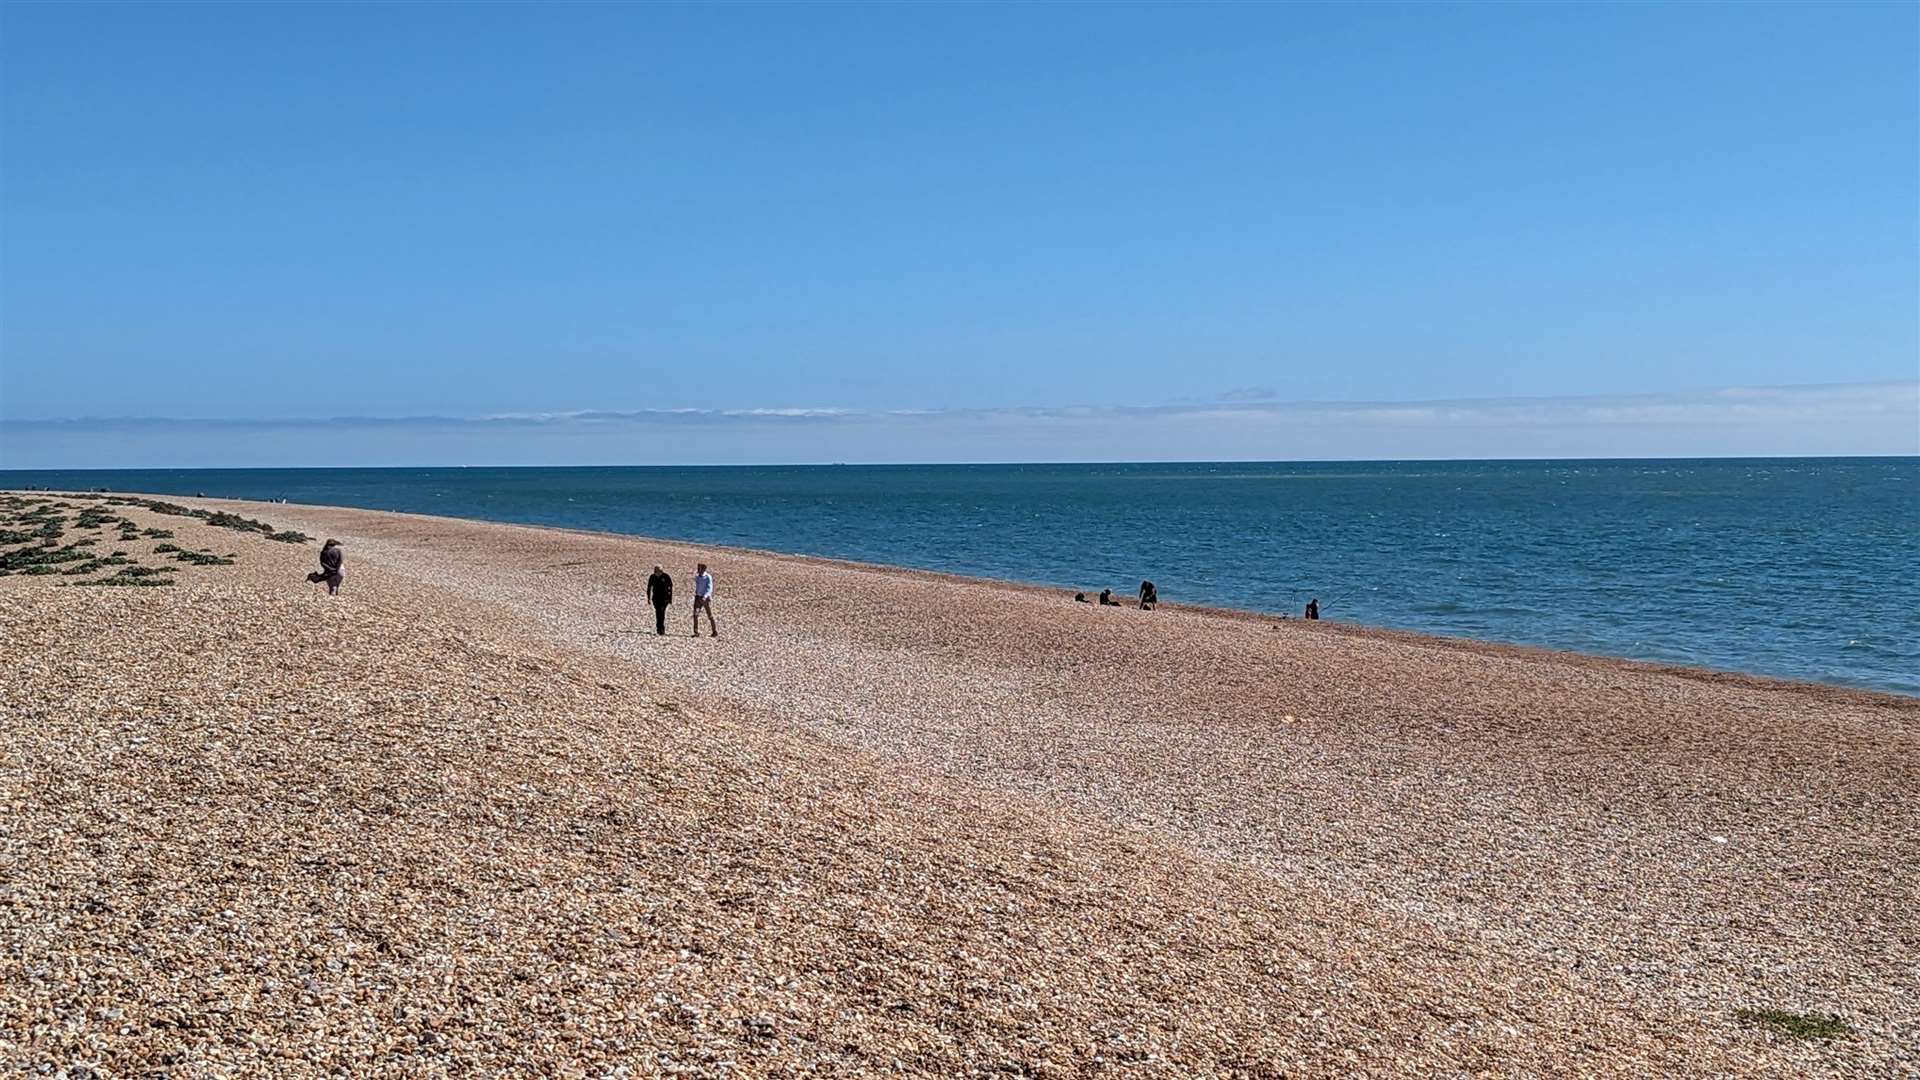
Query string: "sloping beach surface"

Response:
xmin=3 ymin=493 xmax=1914 ymax=1077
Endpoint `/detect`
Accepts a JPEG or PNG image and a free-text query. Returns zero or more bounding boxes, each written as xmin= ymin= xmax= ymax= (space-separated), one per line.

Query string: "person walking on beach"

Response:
xmin=691 ymin=562 xmax=717 ymax=637
xmin=646 ymin=564 xmax=673 ymax=636
xmin=306 ymin=539 xmax=344 ymax=595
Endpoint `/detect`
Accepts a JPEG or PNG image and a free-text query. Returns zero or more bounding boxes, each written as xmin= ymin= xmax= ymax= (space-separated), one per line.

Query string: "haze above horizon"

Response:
xmin=2 ymin=2 xmax=1916 ymax=465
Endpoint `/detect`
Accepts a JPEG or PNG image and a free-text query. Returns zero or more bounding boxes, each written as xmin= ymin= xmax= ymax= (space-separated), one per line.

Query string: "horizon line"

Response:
xmin=5 ymin=452 xmax=1917 ymax=475
xmin=6 ymin=380 xmax=1914 ymax=469
xmin=3 ymin=378 xmax=1914 ymax=430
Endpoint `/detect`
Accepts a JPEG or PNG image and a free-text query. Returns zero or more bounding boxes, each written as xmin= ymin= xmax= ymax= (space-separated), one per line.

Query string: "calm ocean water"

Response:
xmin=6 ymin=459 xmax=1915 ymax=695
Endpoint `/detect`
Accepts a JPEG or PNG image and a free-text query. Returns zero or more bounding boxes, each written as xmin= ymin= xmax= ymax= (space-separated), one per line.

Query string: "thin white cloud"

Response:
xmin=4 ymin=382 xmax=1915 ymax=468
xmin=1217 ymin=386 xmax=1278 ymax=403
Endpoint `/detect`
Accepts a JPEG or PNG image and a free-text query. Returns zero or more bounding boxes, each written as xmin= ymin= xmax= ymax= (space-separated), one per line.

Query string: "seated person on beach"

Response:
xmin=1099 ymin=588 xmax=1119 ymax=606
xmin=1074 ymin=592 xmax=1088 ymax=603
xmin=1138 ymin=580 xmax=1157 ymax=610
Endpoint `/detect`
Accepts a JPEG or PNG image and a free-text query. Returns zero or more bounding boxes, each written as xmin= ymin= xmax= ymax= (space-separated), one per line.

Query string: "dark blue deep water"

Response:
xmin=7 ymin=459 xmax=1915 ymax=695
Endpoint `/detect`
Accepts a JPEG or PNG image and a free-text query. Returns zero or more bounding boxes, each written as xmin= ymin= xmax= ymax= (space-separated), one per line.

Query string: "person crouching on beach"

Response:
xmin=306 ymin=539 xmax=344 ymax=595
xmin=646 ymin=564 xmax=673 ymax=636
xmin=1138 ymin=580 xmax=1157 ymax=610
xmin=691 ymin=562 xmax=717 ymax=637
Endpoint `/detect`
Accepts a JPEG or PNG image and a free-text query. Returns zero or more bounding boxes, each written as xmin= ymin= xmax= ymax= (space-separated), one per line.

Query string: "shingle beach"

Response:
xmin=3 ymin=493 xmax=1915 ymax=1078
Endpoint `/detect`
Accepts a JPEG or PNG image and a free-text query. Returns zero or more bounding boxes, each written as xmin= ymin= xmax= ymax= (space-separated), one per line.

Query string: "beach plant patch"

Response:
xmin=204 ymin=510 xmax=268 ymax=532
xmin=60 ymin=554 xmax=136 ymax=576
xmin=0 ymin=542 xmax=94 ymax=575
xmin=3 ymin=492 xmax=266 ymax=583
xmin=73 ymin=506 xmax=123 ymax=530
xmin=92 ymin=495 xmax=311 ymax=543
xmin=1734 ymin=1008 xmax=1852 ymax=1041
xmin=77 ymin=573 xmax=177 ymax=587
xmin=172 ymin=550 xmax=235 ymax=566
xmin=0 ymin=500 xmax=78 ymax=547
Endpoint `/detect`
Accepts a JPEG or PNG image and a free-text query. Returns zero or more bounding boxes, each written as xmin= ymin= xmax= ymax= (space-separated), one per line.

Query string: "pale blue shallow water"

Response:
xmin=6 ymin=458 xmax=1915 ymax=695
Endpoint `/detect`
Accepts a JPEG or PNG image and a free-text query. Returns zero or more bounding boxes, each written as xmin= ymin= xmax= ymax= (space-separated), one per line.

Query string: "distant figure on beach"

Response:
xmin=1139 ymin=580 xmax=1158 ymax=610
xmin=1099 ymin=588 xmax=1119 ymax=606
xmin=1074 ymin=592 xmax=1088 ymax=603
xmin=646 ymin=565 xmax=674 ymax=636
xmin=691 ymin=563 xmax=717 ymax=637
xmin=1305 ymin=598 xmax=1319 ymax=620
xmin=306 ymin=539 xmax=344 ymax=595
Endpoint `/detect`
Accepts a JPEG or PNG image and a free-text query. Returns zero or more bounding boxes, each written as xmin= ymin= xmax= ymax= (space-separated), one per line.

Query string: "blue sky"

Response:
xmin=2 ymin=2 xmax=1916 ymax=465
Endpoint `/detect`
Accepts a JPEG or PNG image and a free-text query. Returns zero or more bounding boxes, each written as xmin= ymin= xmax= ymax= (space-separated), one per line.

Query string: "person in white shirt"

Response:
xmin=691 ymin=562 xmax=717 ymax=638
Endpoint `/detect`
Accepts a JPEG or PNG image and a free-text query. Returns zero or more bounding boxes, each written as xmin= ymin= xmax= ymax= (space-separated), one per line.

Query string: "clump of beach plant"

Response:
xmin=73 ymin=506 xmax=129 ymax=531
xmin=205 ymin=510 xmax=276 ymax=534
xmin=102 ymin=496 xmax=310 ymax=542
xmin=153 ymin=543 xmax=182 ymax=554
xmin=4 ymin=503 xmax=69 ymax=543
xmin=172 ymin=551 xmax=235 ymax=566
xmin=57 ymin=552 xmax=133 ymax=575
xmin=77 ymin=573 xmax=176 ymax=588
xmin=1734 ymin=1008 xmax=1852 ymax=1041
xmin=142 ymin=528 xmax=174 ymax=539
xmin=0 ymin=542 xmax=93 ymax=574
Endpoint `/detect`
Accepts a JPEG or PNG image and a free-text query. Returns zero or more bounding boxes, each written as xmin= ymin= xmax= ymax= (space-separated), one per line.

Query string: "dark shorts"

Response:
xmin=693 ymin=595 xmax=712 ymax=608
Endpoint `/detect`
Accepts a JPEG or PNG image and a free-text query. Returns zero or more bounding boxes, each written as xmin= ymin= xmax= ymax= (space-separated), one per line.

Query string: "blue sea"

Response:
xmin=6 ymin=459 xmax=1915 ymax=695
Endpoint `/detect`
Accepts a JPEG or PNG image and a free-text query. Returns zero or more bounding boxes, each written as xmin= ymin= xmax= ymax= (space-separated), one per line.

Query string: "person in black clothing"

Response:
xmin=305 ymin=539 xmax=344 ymax=595
xmin=1098 ymin=588 xmax=1119 ymax=606
xmin=1138 ymin=580 xmax=1157 ymax=610
xmin=646 ymin=565 xmax=673 ymax=635
xmin=1305 ymin=598 xmax=1319 ymax=620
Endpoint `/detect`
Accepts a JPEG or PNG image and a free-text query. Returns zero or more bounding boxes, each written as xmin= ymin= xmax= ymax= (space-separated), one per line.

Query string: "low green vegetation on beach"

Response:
xmin=75 ymin=569 xmax=178 ymax=588
xmin=1734 ymin=1008 xmax=1854 ymax=1042
xmin=108 ymin=496 xmax=311 ymax=542
xmin=0 ymin=492 xmax=303 ymax=586
xmin=171 ymin=550 xmax=236 ymax=566
xmin=59 ymin=554 xmax=136 ymax=576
